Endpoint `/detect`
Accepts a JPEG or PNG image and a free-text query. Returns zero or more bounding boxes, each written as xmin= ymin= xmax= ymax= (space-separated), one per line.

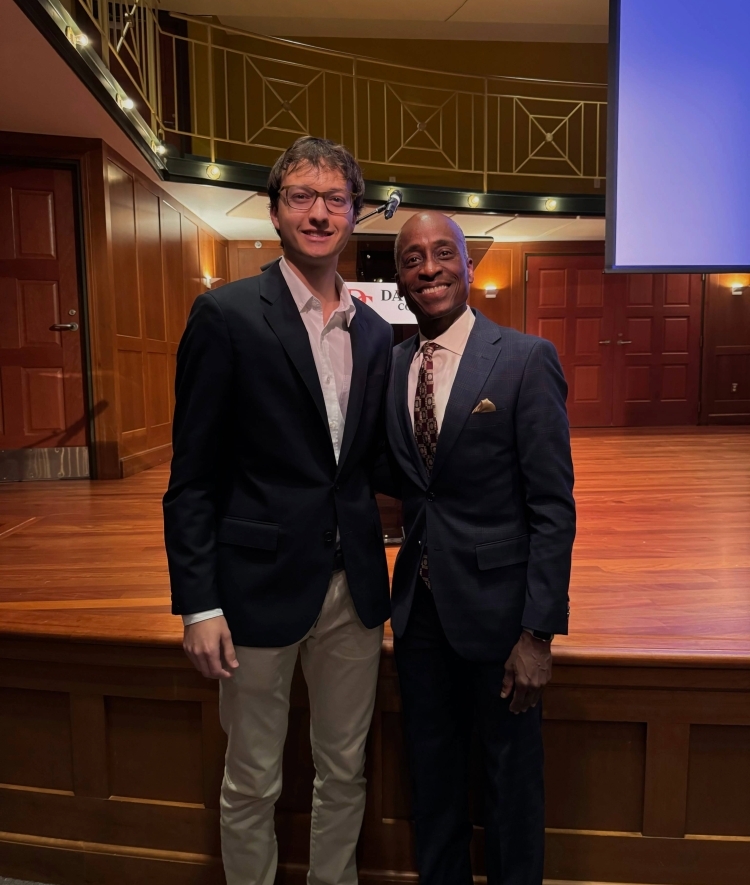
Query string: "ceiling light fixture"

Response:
xmin=467 ymin=194 xmax=481 ymax=209
xmin=65 ymin=26 xmax=89 ymax=47
xmin=545 ymin=198 xmax=558 ymax=211
xmin=206 ymin=164 xmax=222 ymax=181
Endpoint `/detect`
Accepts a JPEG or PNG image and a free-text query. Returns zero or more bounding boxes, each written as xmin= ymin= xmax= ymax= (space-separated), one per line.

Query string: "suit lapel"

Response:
xmin=260 ymin=263 xmax=329 ymax=434
xmin=430 ymin=313 xmax=502 ymax=482
xmin=337 ymin=303 xmax=369 ymax=473
xmin=394 ymin=335 xmax=429 ymax=486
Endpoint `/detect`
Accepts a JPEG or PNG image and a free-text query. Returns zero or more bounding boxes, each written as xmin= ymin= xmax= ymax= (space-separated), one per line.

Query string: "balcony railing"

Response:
xmin=71 ymin=1 xmax=607 ymax=193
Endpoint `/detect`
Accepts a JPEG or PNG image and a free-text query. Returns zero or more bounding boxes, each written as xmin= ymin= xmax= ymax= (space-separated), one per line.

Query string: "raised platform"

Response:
xmin=1 ymin=429 xmax=749 ymax=885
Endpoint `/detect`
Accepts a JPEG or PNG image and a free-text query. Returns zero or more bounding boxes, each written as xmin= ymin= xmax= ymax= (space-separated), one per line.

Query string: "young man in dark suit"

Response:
xmin=163 ymin=137 xmax=392 ymax=885
xmin=385 ymin=211 xmax=576 ymax=885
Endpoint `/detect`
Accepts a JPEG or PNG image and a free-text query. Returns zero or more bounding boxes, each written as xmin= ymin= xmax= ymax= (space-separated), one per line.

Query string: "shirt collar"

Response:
xmin=417 ymin=306 xmax=475 ymax=358
xmin=279 ymin=256 xmax=356 ymax=327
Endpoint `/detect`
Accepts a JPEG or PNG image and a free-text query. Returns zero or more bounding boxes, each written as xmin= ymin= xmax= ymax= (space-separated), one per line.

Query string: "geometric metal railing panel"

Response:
xmin=74 ymin=3 xmax=607 ymax=191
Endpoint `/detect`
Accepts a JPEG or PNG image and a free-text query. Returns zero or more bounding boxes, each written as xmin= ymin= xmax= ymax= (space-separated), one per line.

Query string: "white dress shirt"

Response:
xmin=407 ymin=307 xmax=476 ymax=431
xmin=183 ymin=258 xmax=356 ymax=627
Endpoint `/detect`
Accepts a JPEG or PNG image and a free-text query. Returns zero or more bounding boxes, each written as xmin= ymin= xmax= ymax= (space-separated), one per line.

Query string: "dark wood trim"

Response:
xmin=120 ymin=443 xmax=173 ymax=477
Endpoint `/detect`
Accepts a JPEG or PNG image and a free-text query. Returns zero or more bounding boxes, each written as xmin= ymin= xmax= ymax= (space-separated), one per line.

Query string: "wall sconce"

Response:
xmin=484 ymin=284 xmax=498 ymax=299
xmin=206 ymin=164 xmax=222 ymax=181
xmin=203 ymin=276 xmax=224 ymax=289
xmin=731 ymin=283 xmax=746 ymax=295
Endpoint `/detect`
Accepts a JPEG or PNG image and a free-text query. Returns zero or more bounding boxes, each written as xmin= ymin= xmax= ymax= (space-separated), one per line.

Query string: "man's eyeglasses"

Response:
xmin=279 ymin=186 xmax=357 ymax=216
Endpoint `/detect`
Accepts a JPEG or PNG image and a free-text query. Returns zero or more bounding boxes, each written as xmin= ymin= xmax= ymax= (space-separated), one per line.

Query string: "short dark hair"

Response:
xmin=267 ymin=137 xmax=365 ymax=216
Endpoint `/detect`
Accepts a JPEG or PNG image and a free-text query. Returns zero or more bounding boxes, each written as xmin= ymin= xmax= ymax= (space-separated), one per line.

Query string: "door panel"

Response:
xmin=0 ymin=167 xmax=85 ymax=448
xmin=527 ymin=254 xmax=703 ymax=427
xmin=611 ymin=273 xmax=703 ymax=425
xmin=527 ymin=254 xmax=614 ymax=427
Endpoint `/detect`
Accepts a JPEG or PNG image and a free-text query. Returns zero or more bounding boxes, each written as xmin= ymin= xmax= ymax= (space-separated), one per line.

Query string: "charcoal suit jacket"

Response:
xmin=163 ymin=261 xmax=393 ymax=647
xmin=385 ymin=309 xmax=576 ymax=662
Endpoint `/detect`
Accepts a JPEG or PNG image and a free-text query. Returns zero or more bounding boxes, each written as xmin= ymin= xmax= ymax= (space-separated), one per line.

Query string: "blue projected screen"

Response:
xmin=607 ymin=0 xmax=750 ymax=271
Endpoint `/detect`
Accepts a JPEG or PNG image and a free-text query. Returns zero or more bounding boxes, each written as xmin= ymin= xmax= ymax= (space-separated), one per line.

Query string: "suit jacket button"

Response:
xmin=427 ymin=491 xmax=435 ymax=502
xmin=323 ymin=530 xmax=334 ymax=544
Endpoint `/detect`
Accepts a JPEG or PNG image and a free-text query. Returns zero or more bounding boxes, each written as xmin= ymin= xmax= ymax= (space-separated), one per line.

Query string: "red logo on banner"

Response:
xmin=350 ymin=289 xmax=373 ymax=303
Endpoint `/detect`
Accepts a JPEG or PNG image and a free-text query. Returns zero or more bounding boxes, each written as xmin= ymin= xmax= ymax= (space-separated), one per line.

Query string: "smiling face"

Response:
xmin=269 ymin=161 xmax=356 ymax=269
xmin=395 ymin=212 xmax=474 ymax=333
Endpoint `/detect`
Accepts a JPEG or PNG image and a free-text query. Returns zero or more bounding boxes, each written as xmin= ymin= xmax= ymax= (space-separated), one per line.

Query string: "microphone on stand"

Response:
xmin=356 ymin=190 xmax=404 ymax=225
xmin=384 ymin=189 xmax=402 ymax=219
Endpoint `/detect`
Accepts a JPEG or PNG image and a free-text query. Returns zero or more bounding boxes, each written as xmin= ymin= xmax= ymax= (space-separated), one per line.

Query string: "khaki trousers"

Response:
xmin=219 ymin=570 xmax=384 ymax=885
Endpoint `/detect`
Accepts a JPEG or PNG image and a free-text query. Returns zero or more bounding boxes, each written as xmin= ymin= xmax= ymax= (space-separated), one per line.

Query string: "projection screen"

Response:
xmin=606 ymin=0 xmax=750 ymax=272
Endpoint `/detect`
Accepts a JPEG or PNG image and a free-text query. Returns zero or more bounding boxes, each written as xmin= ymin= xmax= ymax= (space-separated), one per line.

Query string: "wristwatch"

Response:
xmin=526 ymin=628 xmax=554 ymax=642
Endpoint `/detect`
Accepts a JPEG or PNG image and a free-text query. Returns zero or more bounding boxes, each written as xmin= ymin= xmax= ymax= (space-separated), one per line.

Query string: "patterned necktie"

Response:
xmin=414 ymin=342 xmax=440 ymax=586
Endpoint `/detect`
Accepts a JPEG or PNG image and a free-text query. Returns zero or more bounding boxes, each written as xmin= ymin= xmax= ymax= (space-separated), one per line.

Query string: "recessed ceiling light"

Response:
xmin=545 ymin=198 xmax=558 ymax=211
xmin=467 ymin=194 xmax=481 ymax=209
xmin=206 ymin=165 xmax=222 ymax=180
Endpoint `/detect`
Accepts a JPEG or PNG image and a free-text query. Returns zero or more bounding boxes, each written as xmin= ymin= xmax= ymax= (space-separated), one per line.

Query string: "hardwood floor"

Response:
xmin=1 ymin=429 xmax=750 ymax=885
xmin=1 ymin=428 xmax=749 ymax=663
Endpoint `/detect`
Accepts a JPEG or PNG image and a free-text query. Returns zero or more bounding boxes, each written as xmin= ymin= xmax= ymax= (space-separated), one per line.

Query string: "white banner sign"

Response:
xmin=346 ymin=282 xmax=418 ymax=325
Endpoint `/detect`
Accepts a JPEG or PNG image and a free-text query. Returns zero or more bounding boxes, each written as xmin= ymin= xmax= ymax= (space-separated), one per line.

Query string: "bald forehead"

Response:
xmin=395 ymin=211 xmax=467 ymax=261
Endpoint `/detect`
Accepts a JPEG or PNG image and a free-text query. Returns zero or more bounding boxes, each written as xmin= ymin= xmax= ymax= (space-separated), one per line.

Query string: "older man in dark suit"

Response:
xmin=385 ymin=211 xmax=576 ymax=885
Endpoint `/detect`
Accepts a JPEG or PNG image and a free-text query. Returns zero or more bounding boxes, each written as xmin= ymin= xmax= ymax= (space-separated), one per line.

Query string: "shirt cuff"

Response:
xmin=182 ymin=608 xmax=224 ymax=626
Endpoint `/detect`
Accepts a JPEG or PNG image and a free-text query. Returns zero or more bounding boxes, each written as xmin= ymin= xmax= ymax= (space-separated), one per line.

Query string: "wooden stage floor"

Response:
xmin=1 ymin=428 xmax=749 ymax=665
xmin=2 ymin=428 xmax=750 ymax=885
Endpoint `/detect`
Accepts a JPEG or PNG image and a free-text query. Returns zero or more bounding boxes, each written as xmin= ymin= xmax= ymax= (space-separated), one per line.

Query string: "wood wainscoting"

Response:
xmin=0 ymin=638 xmax=749 ymax=885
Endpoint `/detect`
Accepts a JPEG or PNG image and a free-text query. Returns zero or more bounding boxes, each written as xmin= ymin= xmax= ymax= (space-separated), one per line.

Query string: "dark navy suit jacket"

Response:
xmin=164 ymin=261 xmax=393 ymax=647
xmin=386 ymin=309 xmax=576 ymax=662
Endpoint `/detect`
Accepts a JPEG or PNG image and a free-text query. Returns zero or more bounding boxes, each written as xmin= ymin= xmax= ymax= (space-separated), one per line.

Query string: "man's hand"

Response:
xmin=183 ymin=616 xmax=239 ymax=680
xmin=501 ymin=631 xmax=552 ymax=714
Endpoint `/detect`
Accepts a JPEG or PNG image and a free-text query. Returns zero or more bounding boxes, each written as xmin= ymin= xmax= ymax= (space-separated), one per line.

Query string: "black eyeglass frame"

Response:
xmin=278 ymin=185 xmax=359 ymax=215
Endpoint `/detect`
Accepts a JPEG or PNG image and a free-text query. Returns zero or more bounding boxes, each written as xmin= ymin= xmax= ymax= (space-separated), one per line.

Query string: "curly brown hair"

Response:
xmin=267 ymin=137 xmax=365 ymax=216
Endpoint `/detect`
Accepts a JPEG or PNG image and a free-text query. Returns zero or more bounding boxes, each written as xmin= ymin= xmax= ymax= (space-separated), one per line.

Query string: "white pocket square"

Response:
xmin=471 ymin=398 xmax=496 ymax=414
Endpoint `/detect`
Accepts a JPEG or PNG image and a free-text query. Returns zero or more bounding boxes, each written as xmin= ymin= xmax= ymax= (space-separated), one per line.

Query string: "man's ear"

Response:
xmin=466 ymin=255 xmax=475 ymax=285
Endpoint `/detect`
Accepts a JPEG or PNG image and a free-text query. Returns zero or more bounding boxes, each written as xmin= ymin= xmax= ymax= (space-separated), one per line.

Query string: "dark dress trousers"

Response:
xmin=164 ymin=261 xmax=393 ymax=648
xmin=385 ymin=309 xmax=575 ymax=885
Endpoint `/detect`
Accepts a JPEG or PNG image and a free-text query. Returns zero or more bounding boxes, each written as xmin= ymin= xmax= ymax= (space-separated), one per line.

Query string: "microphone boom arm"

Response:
xmin=356 ymin=203 xmax=388 ymax=224
xmin=356 ymin=190 xmax=403 ymax=225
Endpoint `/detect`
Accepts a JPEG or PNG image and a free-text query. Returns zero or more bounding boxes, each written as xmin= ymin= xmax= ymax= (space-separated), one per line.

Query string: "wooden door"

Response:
xmin=526 ymin=254 xmax=615 ymax=427
xmin=0 ymin=167 xmax=85 ymax=448
xmin=608 ymin=273 xmax=703 ymax=425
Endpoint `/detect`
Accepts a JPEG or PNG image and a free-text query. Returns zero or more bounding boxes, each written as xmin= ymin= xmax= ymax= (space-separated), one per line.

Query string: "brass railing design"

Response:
xmin=70 ymin=2 xmax=607 ymax=191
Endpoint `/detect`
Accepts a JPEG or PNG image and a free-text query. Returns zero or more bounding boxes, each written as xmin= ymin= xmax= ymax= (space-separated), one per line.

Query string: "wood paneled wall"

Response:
xmin=103 ymin=155 xmax=228 ymax=478
xmin=227 ymin=238 xmax=357 ymax=282
xmin=228 ymin=239 xmax=282 ymax=280
xmin=0 ymin=132 xmax=228 ymax=478
xmin=1 ymin=637 xmax=748 ymax=885
xmin=701 ymin=273 xmax=750 ymax=423
xmin=468 ymin=239 xmax=606 ymax=331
